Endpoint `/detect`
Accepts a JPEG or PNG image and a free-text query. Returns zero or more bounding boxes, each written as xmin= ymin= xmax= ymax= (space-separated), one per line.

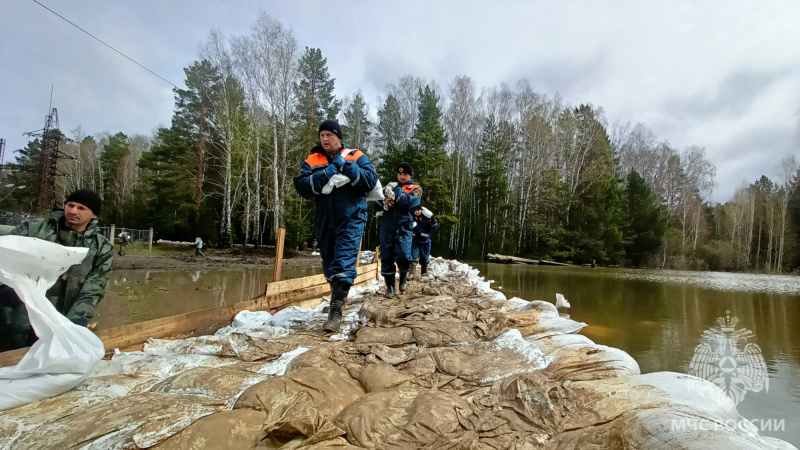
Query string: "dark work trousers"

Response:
xmin=0 ymin=285 xmax=36 ymax=351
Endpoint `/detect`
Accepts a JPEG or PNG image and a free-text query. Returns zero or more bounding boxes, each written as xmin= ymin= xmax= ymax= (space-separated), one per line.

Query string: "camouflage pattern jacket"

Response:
xmin=9 ymin=211 xmax=113 ymax=323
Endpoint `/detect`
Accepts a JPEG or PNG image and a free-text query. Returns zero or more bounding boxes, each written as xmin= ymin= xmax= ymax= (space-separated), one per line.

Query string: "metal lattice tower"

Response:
xmin=24 ymin=108 xmax=71 ymax=211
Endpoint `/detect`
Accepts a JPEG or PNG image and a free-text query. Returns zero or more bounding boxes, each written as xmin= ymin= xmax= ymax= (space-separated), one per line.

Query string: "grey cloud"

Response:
xmin=662 ymin=69 xmax=789 ymax=120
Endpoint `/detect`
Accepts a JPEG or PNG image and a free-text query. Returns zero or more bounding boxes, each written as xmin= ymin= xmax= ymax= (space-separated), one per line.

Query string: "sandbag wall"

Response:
xmin=0 ymin=258 xmax=794 ymax=449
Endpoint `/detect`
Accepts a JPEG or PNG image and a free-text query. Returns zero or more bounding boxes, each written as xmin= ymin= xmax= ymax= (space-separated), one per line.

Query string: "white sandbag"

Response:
xmin=0 ymin=235 xmax=105 ymax=410
xmin=322 ymin=173 xmax=351 ymax=194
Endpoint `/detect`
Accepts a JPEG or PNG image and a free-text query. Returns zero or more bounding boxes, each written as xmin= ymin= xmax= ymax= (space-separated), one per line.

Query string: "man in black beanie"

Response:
xmin=0 ymin=189 xmax=113 ymax=351
xmin=294 ymin=120 xmax=379 ymax=333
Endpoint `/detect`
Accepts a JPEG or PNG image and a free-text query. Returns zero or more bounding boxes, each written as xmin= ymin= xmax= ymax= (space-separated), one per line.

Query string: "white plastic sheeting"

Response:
xmin=0 ymin=236 xmax=105 ymax=411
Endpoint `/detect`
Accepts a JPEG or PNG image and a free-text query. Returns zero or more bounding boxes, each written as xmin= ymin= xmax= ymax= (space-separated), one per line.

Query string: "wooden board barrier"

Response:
xmin=0 ymin=263 xmax=379 ymax=368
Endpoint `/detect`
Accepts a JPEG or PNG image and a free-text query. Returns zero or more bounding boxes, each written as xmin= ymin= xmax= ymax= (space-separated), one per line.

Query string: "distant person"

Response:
xmin=293 ymin=119 xmax=378 ymax=332
xmin=194 ymin=236 xmax=204 ymax=257
xmin=411 ymin=206 xmax=438 ymax=278
xmin=117 ymin=230 xmax=131 ymax=256
xmin=379 ymin=162 xmax=421 ymax=298
xmin=0 ymin=189 xmax=113 ymax=351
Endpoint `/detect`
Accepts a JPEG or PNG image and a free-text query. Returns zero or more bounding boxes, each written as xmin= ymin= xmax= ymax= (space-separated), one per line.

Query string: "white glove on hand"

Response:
xmin=322 ymin=173 xmax=351 ymax=194
xmin=383 ymin=182 xmax=398 ymax=210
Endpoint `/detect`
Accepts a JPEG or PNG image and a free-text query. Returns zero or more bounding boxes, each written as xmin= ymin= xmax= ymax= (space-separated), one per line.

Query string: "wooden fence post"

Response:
xmin=148 ymin=228 xmax=153 ymax=252
xmin=375 ymin=246 xmax=381 ymax=280
xmin=109 ymin=224 xmax=115 ymax=246
xmin=355 ymin=237 xmax=363 ymax=268
xmin=273 ymin=228 xmax=286 ymax=282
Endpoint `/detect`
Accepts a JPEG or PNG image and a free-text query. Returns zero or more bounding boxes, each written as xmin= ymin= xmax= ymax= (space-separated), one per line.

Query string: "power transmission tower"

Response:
xmin=23 ymin=108 xmax=74 ymax=212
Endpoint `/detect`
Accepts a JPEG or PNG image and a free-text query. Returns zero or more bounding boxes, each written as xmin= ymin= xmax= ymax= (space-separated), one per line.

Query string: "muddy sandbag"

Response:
xmin=234 ymin=365 xmax=363 ymax=445
xmin=408 ymin=320 xmax=481 ymax=347
xmin=286 ymin=342 xmax=348 ymax=373
xmin=354 ymin=343 xmax=418 ymax=365
xmin=72 ymin=373 xmax=160 ymax=397
xmin=335 ymin=387 xmax=477 ymax=449
xmin=429 ymin=330 xmax=550 ymax=385
xmin=504 ymin=300 xmax=586 ymax=339
xmin=0 ymin=390 xmax=116 ymax=448
xmin=151 ymin=409 xmax=269 ymax=449
xmin=546 ymin=407 xmax=787 ymax=450
xmin=6 ymin=392 xmax=227 ymax=449
xmin=145 ymin=333 xmax=298 ymax=362
xmin=546 ymin=372 xmax=787 ymax=449
xmin=149 ymin=366 xmax=269 ymax=403
xmin=537 ymin=336 xmax=640 ymax=381
xmin=354 ymin=326 xmax=415 ymax=346
xmin=355 ymin=362 xmax=414 ymax=392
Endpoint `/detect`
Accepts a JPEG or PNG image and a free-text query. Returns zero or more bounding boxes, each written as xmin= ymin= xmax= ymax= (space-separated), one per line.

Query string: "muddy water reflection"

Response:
xmin=471 ymin=262 xmax=800 ymax=445
xmin=95 ymin=265 xmax=323 ymax=330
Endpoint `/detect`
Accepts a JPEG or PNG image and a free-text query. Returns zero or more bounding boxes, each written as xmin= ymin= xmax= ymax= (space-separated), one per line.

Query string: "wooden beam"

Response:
xmin=273 ymin=228 xmax=286 ymax=282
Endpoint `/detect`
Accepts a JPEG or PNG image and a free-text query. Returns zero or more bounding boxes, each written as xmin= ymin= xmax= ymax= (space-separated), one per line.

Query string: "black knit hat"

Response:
xmin=397 ymin=162 xmax=413 ymax=176
xmin=65 ymin=189 xmax=102 ymax=215
xmin=318 ymin=120 xmax=342 ymax=140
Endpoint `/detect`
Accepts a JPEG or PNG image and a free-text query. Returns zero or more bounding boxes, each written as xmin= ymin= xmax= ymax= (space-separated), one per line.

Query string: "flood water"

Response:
xmin=95 ymin=265 xmax=323 ymax=330
xmin=471 ymin=262 xmax=800 ymax=445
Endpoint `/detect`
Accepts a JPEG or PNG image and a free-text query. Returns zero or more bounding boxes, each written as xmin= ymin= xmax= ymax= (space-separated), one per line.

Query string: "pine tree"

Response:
xmin=99 ymin=132 xmax=130 ymax=223
xmin=294 ymin=47 xmax=341 ymax=150
xmin=411 ymin=85 xmax=455 ymax=234
xmin=474 ymin=115 xmax=515 ymax=256
xmin=342 ymin=92 xmax=371 ymax=151
xmin=624 ymin=170 xmax=667 ymax=266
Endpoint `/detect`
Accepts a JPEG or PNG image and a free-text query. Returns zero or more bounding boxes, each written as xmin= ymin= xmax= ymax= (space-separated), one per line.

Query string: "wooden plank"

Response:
xmin=94 ymin=305 xmax=236 ymax=351
xmin=266 ymin=273 xmax=328 ymax=297
xmin=264 ymin=263 xmax=378 ymax=297
xmin=273 ymin=228 xmax=286 ymax=282
xmin=0 ymin=347 xmax=29 ymax=368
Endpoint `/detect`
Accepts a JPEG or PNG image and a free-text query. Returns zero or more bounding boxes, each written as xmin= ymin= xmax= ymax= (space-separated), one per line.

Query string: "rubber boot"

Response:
xmin=323 ymin=282 xmax=348 ymax=333
xmin=408 ymin=262 xmax=417 ymax=280
xmin=421 ymin=264 xmax=429 ymax=278
xmin=383 ymin=275 xmax=396 ymax=299
xmin=322 ymin=283 xmax=334 ymax=313
xmin=398 ymin=270 xmax=409 ymax=293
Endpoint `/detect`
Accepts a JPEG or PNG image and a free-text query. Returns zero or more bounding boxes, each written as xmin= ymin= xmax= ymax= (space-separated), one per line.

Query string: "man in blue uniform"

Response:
xmin=411 ymin=207 xmax=438 ymax=278
xmin=293 ymin=120 xmax=378 ymax=332
xmin=379 ymin=162 xmax=421 ymax=298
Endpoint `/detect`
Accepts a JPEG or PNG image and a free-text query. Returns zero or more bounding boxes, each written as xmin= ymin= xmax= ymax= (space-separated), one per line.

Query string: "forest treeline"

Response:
xmin=4 ymin=13 xmax=799 ymax=272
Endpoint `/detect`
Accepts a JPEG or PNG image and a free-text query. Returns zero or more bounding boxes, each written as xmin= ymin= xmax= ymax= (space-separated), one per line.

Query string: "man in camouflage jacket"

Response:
xmin=0 ymin=189 xmax=113 ymax=351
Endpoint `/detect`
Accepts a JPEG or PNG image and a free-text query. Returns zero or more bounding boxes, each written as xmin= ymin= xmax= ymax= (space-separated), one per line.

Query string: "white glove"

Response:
xmin=322 ymin=173 xmax=351 ymax=194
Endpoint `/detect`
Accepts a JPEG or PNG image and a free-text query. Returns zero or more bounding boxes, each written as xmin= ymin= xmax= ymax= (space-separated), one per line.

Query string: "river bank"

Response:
xmin=111 ymin=246 xmax=322 ymax=271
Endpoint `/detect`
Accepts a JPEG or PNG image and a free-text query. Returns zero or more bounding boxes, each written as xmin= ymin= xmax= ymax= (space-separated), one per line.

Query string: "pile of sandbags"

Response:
xmin=0 ymin=258 xmax=795 ymax=449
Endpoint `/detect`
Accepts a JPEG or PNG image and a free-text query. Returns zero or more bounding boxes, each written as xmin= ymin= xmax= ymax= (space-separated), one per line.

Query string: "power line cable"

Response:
xmin=31 ymin=0 xmax=178 ymax=88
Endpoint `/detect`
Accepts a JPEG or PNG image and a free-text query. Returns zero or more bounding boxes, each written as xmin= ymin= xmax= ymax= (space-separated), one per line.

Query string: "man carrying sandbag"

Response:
xmin=379 ymin=162 xmax=422 ymax=298
xmin=0 ymin=189 xmax=113 ymax=351
xmin=293 ymin=120 xmax=379 ymax=332
xmin=410 ymin=206 xmax=438 ymax=279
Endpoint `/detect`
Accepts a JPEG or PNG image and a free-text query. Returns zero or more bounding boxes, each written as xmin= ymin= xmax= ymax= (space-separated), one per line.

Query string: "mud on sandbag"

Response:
xmin=145 ymin=333 xmax=300 ymax=362
xmin=151 ymin=409 xmax=268 ymax=450
xmin=149 ymin=366 xmax=269 ymax=405
xmin=335 ymin=387 xmax=478 ymax=449
xmin=532 ymin=334 xmax=641 ymax=381
xmin=234 ymin=365 xmax=365 ymax=444
xmin=503 ymin=300 xmax=587 ymax=339
xmin=6 ymin=392 xmax=227 ymax=450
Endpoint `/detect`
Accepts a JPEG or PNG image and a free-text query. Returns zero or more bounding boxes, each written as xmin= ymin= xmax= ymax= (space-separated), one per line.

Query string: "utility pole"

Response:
xmin=23 ymin=108 xmax=74 ymax=212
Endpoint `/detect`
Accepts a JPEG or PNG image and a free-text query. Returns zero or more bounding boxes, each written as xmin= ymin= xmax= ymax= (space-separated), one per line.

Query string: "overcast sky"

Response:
xmin=2 ymin=1 xmax=799 ymax=202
